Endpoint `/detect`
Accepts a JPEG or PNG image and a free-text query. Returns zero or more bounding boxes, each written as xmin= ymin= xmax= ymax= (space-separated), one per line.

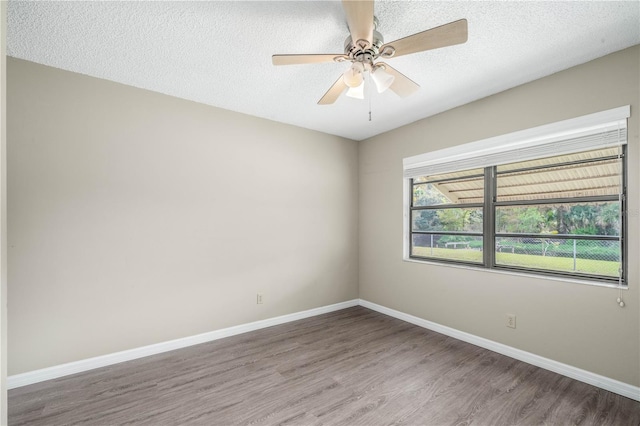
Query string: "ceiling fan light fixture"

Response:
xmin=343 ymin=62 xmax=365 ymax=88
xmin=371 ymin=66 xmax=395 ymax=93
xmin=346 ymin=81 xmax=365 ymax=99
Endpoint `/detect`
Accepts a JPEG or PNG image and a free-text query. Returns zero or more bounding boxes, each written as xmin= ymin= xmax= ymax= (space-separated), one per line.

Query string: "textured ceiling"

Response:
xmin=7 ymin=1 xmax=640 ymax=141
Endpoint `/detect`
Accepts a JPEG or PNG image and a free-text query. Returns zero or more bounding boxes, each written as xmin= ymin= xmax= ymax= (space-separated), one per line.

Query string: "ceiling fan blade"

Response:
xmin=272 ymin=54 xmax=348 ymax=66
xmin=318 ymin=76 xmax=348 ymax=105
xmin=380 ymin=19 xmax=468 ymax=58
xmin=342 ymin=0 xmax=374 ymax=45
xmin=378 ymin=63 xmax=420 ymax=97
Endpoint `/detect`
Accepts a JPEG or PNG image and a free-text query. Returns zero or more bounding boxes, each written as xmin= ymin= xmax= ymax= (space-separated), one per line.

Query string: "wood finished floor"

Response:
xmin=9 ymin=306 xmax=640 ymax=425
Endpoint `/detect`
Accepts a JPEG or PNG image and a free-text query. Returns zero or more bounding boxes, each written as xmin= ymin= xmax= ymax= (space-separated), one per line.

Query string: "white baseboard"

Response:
xmin=7 ymin=299 xmax=359 ymax=389
xmin=359 ymin=299 xmax=640 ymax=402
xmin=9 ymin=298 xmax=640 ymax=402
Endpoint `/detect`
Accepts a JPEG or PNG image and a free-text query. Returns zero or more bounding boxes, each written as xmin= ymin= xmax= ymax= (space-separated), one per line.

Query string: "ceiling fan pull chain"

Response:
xmin=368 ymin=73 xmax=372 ymax=121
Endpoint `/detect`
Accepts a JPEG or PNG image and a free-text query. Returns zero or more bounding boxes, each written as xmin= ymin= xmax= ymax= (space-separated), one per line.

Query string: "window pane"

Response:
xmin=412 ymin=208 xmax=483 ymax=233
xmin=413 ymin=183 xmax=453 ymax=206
xmin=495 ymin=237 xmax=621 ymax=278
xmin=412 ymin=234 xmax=483 ymax=263
xmin=413 ymin=181 xmax=484 ymax=206
xmin=497 ymin=157 xmax=622 ymax=202
xmin=495 ymin=202 xmax=620 ymax=236
xmin=414 ymin=168 xmax=484 ymax=183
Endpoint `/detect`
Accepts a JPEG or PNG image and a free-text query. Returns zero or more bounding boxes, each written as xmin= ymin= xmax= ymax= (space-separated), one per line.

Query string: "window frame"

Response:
xmin=410 ymin=170 xmax=485 ymax=266
xmin=403 ymin=107 xmax=629 ymax=287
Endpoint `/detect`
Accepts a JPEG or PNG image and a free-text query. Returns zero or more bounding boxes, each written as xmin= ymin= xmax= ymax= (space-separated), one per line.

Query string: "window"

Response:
xmin=404 ymin=106 xmax=629 ymax=286
xmin=411 ymin=168 xmax=485 ymax=264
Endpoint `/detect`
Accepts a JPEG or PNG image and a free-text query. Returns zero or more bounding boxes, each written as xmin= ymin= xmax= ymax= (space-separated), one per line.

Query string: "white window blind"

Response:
xmin=403 ymin=106 xmax=630 ymax=179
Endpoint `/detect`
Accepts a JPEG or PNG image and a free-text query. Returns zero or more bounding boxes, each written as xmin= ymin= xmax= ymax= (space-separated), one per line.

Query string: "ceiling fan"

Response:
xmin=272 ymin=0 xmax=468 ymax=105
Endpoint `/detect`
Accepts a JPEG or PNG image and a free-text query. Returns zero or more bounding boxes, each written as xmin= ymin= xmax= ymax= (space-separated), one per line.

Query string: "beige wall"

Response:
xmin=7 ymin=45 xmax=640 ymax=388
xmin=359 ymin=45 xmax=640 ymax=386
xmin=7 ymin=58 xmax=359 ymax=375
xmin=2 ymin=2 xmax=8 ymax=422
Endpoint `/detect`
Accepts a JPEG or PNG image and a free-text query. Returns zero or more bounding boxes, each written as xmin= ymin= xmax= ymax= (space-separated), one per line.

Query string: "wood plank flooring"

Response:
xmin=9 ymin=306 xmax=640 ymax=425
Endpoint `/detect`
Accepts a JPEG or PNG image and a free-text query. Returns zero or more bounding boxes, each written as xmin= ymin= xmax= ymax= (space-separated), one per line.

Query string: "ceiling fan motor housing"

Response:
xmin=344 ymin=28 xmax=384 ymax=65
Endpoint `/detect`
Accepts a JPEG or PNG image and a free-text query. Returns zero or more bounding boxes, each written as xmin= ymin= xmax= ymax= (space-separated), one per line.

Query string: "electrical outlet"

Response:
xmin=257 ymin=293 xmax=263 ymax=304
xmin=506 ymin=314 xmax=516 ymax=329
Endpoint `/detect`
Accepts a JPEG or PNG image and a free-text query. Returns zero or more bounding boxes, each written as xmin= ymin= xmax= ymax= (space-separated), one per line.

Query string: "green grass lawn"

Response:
xmin=412 ymin=247 xmax=620 ymax=277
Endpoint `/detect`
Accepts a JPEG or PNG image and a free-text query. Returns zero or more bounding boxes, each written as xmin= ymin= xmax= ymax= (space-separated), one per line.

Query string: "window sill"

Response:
xmin=402 ymin=257 xmax=627 ymax=290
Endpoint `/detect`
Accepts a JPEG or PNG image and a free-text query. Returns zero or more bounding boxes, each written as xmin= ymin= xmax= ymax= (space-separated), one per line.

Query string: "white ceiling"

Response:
xmin=7 ymin=1 xmax=640 ymax=141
